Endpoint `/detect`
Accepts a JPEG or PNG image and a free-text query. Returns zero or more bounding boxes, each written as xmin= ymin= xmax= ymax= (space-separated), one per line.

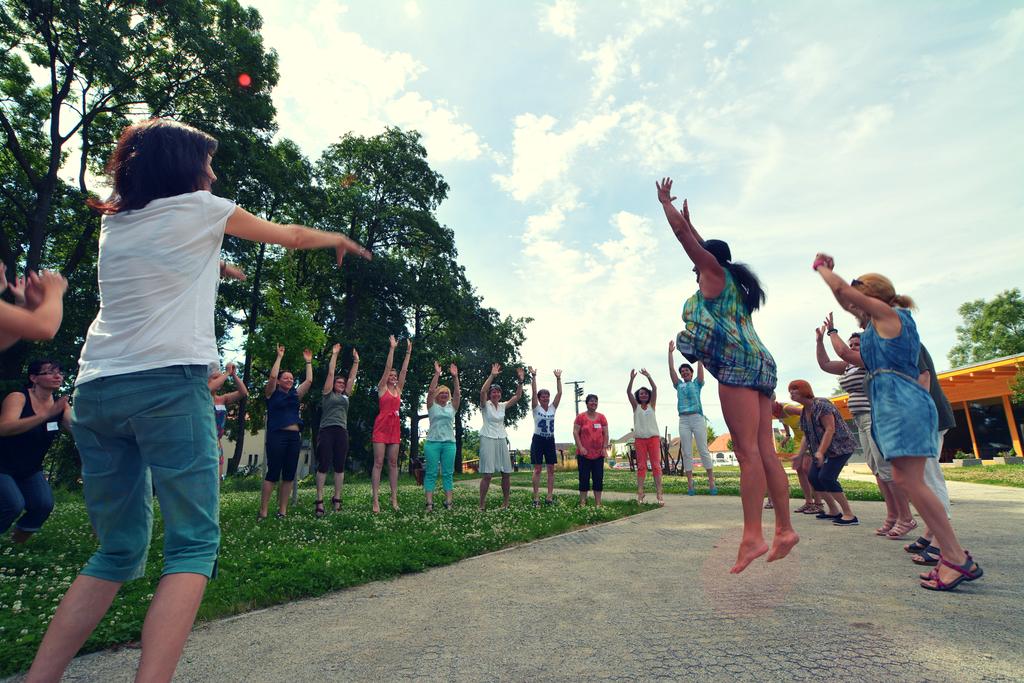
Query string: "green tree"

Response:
xmin=1 ymin=0 xmax=279 ymax=380
xmin=706 ymin=423 xmax=717 ymax=445
xmin=948 ymin=289 xmax=1024 ymax=367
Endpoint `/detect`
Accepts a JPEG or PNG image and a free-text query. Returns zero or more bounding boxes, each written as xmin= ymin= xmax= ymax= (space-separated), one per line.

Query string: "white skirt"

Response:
xmin=479 ymin=436 xmax=512 ymax=474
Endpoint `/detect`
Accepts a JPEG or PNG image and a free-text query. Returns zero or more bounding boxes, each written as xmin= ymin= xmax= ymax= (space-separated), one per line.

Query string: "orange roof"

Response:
xmin=708 ymin=434 xmax=732 ymax=452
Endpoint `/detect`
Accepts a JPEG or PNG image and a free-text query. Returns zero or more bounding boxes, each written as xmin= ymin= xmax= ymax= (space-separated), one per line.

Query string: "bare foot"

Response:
xmin=767 ymin=529 xmax=800 ymax=563
xmin=372 ymin=500 xmax=380 ymax=514
xmin=730 ymin=539 xmax=769 ymax=574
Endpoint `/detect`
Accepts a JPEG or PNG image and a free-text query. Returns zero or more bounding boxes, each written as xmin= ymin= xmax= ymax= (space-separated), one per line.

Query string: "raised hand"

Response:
xmin=681 ymin=199 xmax=691 ymax=227
xmin=388 ymin=335 xmax=397 ymax=349
xmin=640 ymin=367 xmax=651 ymax=378
xmin=668 ymin=339 xmax=676 ymax=353
xmin=406 ymin=338 xmax=412 ymax=352
xmin=334 ymin=233 xmax=373 ymax=268
xmin=815 ymin=325 xmax=826 ymax=342
xmin=276 ymin=344 xmax=285 ymax=357
xmin=528 ymin=365 xmax=536 ymax=376
xmin=553 ymin=369 xmax=562 ymax=379
xmin=35 ymin=270 xmax=67 ymax=298
xmin=352 ymin=349 xmax=360 ymax=362
xmin=331 ymin=343 xmax=341 ymax=355
xmin=656 ymin=177 xmax=676 ymax=204
xmin=434 ymin=360 xmax=442 ymax=374
xmin=813 ymin=253 xmax=835 ymax=271
xmin=6 ymin=273 xmax=26 ymax=305
xmin=516 ymin=367 xmax=525 ymax=381
xmin=23 ymin=271 xmax=46 ymax=309
xmin=490 ymin=363 xmax=501 ymax=377
xmin=824 ymin=312 xmax=835 ymax=331
xmin=630 ymin=368 xmax=637 ymax=380
xmin=449 ymin=363 xmax=458 ymax=376
xmin=302 ymin=348 xmax=313 ymax=363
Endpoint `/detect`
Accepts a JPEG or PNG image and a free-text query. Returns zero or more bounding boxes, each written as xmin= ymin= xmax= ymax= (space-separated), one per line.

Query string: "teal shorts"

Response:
xmin=71 ymin=365 xmax=220 ymax=582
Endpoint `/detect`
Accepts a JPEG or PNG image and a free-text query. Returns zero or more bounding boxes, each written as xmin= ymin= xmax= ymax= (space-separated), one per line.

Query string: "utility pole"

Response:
xmin=568 ymin=380 xmax=585 ymax=415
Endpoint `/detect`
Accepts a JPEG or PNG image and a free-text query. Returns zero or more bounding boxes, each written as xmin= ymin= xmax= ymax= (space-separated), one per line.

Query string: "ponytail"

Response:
xmin=890 ymin=294 xmax=916 ymax=310
xmin=725 ymin=261 xmax=766 ymax=313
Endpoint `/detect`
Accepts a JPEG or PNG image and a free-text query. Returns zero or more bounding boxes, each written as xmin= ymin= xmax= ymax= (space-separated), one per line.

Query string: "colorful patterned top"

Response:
xmin=799 ymin=398 xmax=857 ymax=458
xmin=676 ymin=270 xmax=777 ymax=395
xmin=675 ymin=378 xmax=704 ymax=414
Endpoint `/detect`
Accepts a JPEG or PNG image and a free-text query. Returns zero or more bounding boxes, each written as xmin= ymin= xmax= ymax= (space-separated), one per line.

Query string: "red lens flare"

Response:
xmin=237 ymin=73 xmax=252 ymax=87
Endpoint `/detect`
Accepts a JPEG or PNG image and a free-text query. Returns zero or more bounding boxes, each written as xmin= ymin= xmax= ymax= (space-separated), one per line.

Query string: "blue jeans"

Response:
xmin=0 ymin=471 xmax=54 ymax=533
xmin=71 ymin=365 xmax=220 ymax=582
xmin=423 ymin=441 xmax=456 ymax=492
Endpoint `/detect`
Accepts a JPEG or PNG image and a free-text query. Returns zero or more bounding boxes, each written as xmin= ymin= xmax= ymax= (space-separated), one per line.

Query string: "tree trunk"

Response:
xmin=228 ymin=242 xmax=267 ymax=474
xmin=454 ymin=409 xmax=464 ymax=473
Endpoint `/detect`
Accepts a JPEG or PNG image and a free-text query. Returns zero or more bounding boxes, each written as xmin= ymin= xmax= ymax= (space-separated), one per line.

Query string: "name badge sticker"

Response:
xmin=46 ymin=421 xmax=59 ymax=432
xmin=593 ymin=423 xmax=602 ymax=429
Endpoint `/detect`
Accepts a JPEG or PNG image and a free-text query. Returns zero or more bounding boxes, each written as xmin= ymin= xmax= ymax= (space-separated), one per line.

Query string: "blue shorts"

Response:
xmin=71 ymin=365 xmax=220 ymax=582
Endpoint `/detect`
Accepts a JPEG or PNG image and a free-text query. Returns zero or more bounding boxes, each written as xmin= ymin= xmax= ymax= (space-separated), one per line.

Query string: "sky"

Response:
xmin=242 ymin=0 xmax=1023 ymax=449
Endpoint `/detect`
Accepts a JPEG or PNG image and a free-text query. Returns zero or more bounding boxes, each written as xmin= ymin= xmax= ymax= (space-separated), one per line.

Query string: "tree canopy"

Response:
xmin=0 ymin=1 xmax=528 ymax=482
xmin=948 ymin=288 xmax=1024 ymax=367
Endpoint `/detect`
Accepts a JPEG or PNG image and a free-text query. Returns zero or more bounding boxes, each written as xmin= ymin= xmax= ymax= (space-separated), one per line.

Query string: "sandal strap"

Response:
xmin=939 ymin=552 xmax=979 ymax=579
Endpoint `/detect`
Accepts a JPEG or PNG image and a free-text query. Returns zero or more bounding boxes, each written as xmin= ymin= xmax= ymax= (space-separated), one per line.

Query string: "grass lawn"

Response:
xmin=940 ymin=464 xmax=1024 ymax=488
xmin=0 ymin=480 xmax=651 ymax=677
xmin=478 ymin=466 xmax=885 ymax=501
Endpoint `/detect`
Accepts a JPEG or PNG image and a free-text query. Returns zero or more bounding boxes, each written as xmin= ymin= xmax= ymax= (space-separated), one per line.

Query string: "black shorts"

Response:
xmin=265 ymin=430 xmax=301 ymax=482
xmin=530 ymin=434 xmax=557 ymax=465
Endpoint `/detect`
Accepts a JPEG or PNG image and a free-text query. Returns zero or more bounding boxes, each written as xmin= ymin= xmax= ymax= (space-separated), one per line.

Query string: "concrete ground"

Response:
xmin=36 ymin=479 xmax=1024 ymax=682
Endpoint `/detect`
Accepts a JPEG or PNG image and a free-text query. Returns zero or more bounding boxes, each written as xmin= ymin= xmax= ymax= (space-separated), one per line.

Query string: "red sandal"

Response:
xmin=920 ymin=552 xmax=983 ymax=592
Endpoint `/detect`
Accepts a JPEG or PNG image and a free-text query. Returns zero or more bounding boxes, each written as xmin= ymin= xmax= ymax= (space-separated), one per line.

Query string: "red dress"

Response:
xmin=372 ymin=390 xmax=401 ymax=444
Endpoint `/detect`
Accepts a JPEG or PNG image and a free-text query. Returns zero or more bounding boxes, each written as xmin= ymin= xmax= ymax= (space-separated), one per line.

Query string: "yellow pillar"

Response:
xmin=961 ymin=401 xmax=981 ymax=458
xmin=1002 ymin=394 xmax=1022 ymax=457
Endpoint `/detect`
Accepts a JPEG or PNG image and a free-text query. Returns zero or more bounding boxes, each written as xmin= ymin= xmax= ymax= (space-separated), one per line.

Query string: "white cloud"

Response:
xmin=492 ymin=111 xmax=620 ymax=201
xmin=403 ymin=1 xmax=421 ymax=19
xmin=384 ymin=93 xmax=486 ymax=162
xmin=619 ymin=102 xmax=690 ymax=170
xmin=246 ymin=0 xmax=485 ymax=163
xmin=836 ymin=104 xmax=894 ymax=153
xmin=539 ymin=0 xmax=578 ymax=39
xmin=706 ymin=37 xmax=750 ymax=85
xmin=579 ymin=4 xmax=689 ymax=99
xmin=782 ymin=43 xmax=836 ymax=102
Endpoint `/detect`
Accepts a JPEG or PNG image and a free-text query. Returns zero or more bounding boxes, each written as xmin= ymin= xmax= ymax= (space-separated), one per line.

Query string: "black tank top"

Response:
xmin=0 ymin=389 xmax=60 ymax=479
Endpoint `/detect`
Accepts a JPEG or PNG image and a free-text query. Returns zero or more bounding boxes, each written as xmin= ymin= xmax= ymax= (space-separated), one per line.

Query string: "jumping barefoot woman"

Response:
xmin=657 ymin=177 xmax=797 ymax=573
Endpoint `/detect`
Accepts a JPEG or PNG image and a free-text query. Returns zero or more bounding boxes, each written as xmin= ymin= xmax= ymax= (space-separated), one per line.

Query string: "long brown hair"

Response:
xmin=88 ymin=118 xmax=218 ymax=215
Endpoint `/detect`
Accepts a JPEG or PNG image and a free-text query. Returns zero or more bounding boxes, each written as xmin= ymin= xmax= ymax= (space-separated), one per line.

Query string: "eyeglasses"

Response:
xmin=850 ymin=279 xmax=864 ymax=287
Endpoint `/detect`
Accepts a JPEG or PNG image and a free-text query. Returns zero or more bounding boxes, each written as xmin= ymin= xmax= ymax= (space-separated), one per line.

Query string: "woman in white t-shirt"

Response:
xmin=29 ymin=118 xmax=371 ymax=683
xmin=478 ymin=363 xmax=524 ymax=510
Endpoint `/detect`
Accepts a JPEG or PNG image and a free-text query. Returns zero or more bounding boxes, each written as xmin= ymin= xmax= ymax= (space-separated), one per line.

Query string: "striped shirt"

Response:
xmin=838 ymin=364 xmax=870 ymax=416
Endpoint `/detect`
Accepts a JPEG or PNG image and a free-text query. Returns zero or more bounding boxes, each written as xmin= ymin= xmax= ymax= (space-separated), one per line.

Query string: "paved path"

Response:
xmin=43 ymin=480 xmax=1024 ymax=681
